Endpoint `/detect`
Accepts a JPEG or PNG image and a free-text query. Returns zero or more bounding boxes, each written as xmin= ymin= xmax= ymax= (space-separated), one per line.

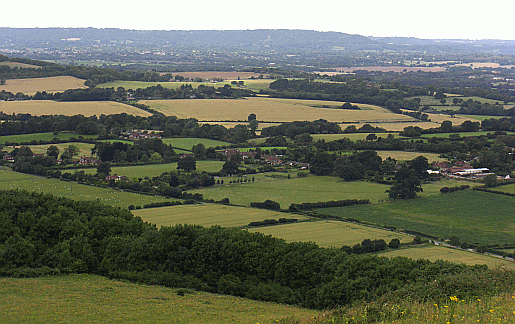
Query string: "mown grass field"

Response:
xmin=249 ymin=220 xmax=412 ymax=248
xmin=191 ymin=176 xmax=461 ymax=208
xmin=77 ymin=161 xmax=225 ymax=179
xmin=0 ymin=169 xmax=173 ymax=208
xmin=311 ymin=133 xmax=399 ymax=142
xmin=0 ymin=100 xmax=152 ymax=117
xmin=379 ymin=245 xmax=515 ymax=270
xmin=0 ymin=274 xmax=318 ymax=324
xmin=373 ymin=151 xmax=443 ymax=162
xmin=161 ymin=138 xmax=231 ymax=151
xmin=0 ymin=76 xmax=86 ymax=95
xmin=142 ymin=97 xmax=417 ymax=123
xmin=132 ymin=203 xmax=308 ymax=228
xmin=316 ymin=190 xmax=515 ymax=245
xmin=0 ymin=61 xmax=41 ymax=69
xmin=0 ymin=132 xmax=97 ymax=145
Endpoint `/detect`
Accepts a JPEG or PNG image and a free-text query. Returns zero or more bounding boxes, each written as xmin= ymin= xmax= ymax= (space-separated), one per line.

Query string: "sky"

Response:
xmin=4 ymin=0 xmax=515 ymax=40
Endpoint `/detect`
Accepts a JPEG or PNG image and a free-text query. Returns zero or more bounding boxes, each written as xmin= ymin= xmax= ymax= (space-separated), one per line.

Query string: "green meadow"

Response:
xmin=161 ymin=138 xmax=231 ymax=151
xmin=0 ymin=274 xmax=318 ymax=324
xmin=0 ymin=169 xmax=173 ymax=208
xmin=76 ymin=161 xmax=225 ymax=179
xmin=316 ymin=190 xmax=515 ymax=245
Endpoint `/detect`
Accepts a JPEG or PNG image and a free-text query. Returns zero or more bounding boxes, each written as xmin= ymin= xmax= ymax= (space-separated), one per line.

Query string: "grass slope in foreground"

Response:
xmin=0 ymin=274 xmax=318 ymax=324
xmin=132 ymin=203 xmax=307 ymax=228
xmin=316 ymin=190 xmax=515 ymax=245
xmin=0 ymin=169 xmax=174 ymax=208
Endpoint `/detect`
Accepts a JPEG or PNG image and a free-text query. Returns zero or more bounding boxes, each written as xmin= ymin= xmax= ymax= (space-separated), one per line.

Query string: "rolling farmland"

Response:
xmin=0 ymin=100 xmax=152 ymax=117
xmin=0 ymin=132 xmax=97 ymax=145
xmin=142 ymin=97 xmax=417 ymax=124
xmin=0 ymin=76 xmax=86 ymax=95
xmin=161 ymin=138 xmax=231 ymax=150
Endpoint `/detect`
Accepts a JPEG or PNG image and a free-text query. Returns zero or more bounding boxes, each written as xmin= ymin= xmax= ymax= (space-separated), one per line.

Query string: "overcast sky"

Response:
xmin=3 ymin=0 xmax=515 ymax=40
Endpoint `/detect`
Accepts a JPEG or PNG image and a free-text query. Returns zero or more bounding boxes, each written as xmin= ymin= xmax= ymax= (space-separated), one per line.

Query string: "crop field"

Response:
xmin=98 ymin=78 xmax=273 ymax=92
xmin=373 ymin=151 xmax=442 ymax=162
xmin=248 ymin=220 xmax=412 ymax=248
xmin=161 ymin=138 xmax=231 ymax=151
xmin=132 ymin=203 xmax=307 ymax=228
xmin=379 ymin=245 xmax=515 ymax=270
xmin=0 ymin=76 xmax=86 ymax=95
xmin=77 ymin=161 xmax=225 ymax=179
xmin=0 ymin=132 xmax=97 ymax=145
xmin=0 ymin=169 xmax=172 ymax=208
xmin=0 ymin=100 xmax=152 ymax=117
xmin=316 ymin=190 xmax=515 ymax=245
xmin=142 ymin=97 xmax=417 ymax=123
xmin=0 ymin=61 xmax=41 ymax=69
xmin=0 ymin=274 xmax=318 ymax=324
xmin=7 ymin=142 xmax=95 ymax=157
xmin=311 ymin=133 xmax=398 ymax=142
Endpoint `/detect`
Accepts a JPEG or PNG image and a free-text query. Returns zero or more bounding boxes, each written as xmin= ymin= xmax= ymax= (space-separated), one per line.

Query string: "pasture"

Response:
xmin=142 ymin=97 xmax=417 ymax=124
xmin=161 ymin=138 xmax=231 ymax=151
xmin=0 ymin=76 xmax=86 ymax=95
xmin=192 ymin=176 xmax=392 ymax=207
xmin=0 ymin=169 xmax=173 ymax=208
xmin=248 ymin=220 xmax=412 ymax=248
xmin=0 ymin=61 xmax=41 ymax=69
xmin=76 ymin=161 xmax=225 ymax=179
xmin=316 ymin=190 xmax=515 ymax=245
xmin=0 ymin=274 xmax=317 ymax=324
xmin=132 ymin=203 xmax=307 ymax=228
xmin=379 ymin=245 xmax=515 ymax=270
xmin=0 ymin=100 xmax=152 ymax=117
xmin=0 ymin=132 xmax=97 ymax=145
xmin=311 ymin=133 xmax=398 ymax=142
xmin=373 ymin=151 xmax=442 ymax=162
xmin=7 ymin=142 xmax=95 ymax=157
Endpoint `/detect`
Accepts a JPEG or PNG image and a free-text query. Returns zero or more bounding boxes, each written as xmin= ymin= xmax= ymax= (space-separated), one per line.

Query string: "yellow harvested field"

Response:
xmin=164 ymin=71 xmax=266 ymax=80
xmin=143 ymin=97 xmax=417 ymax=123
xmin=8 ymin=143 xmax=95 ymax=157
xmin=0 ymin=61 xmax=41 ymax=69
xmin=374 ymin=151 xmax=442 ymax=162
xmin=379 ymin=245 xmax=515 ymax=270
xmin=0 ymin=100 xmax=152 ymax=117
xmin=0 ymin=76 xmax=87 ymax=95
xmin=249 ymin=220 xmax=412 ymax=248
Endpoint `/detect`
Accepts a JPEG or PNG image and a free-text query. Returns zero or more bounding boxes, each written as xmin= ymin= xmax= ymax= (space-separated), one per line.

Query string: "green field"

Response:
xmin=379 ymin=245 xmax=515 ymax=270
xmin=98 ymin=79 xmax=273 ymax=92
xmin=0 ymin=132 xmax=97 ymax=145
xmin=132 ymin=203 xmax=308 ymax=228
xmin=76 ymin=161 xmax=225 ymax=179
xmin=311 ymin=133 xmax=399 ymax=142
xmin=316 ymin=190 xmax=515 ymax=245
xmin=161 ymin=138 xmax=231 ymax=151
xmin=0 ymin=274 xmax=318 ymax=324
xmin=0 ymin=169 xmax=173 ymax=208
xmin=373 ymin=150 xmax=442 ymax=163
xmin=249 ymin=220 xmax=412 ymax=248
xmin=6 ymin=142 xmax=95 ymax=157
xmin=420 ymin=131 xmax=514 ymax=139
xmin=494 ymin=183 xmax=515 ymax=194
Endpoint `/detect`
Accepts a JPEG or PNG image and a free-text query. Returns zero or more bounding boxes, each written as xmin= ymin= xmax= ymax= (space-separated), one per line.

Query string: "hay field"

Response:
xmin=143 ymin=97 xmax=417 ymax=123
xmin=311 ymin=133 xmax=398 ymax=142
xmin=0 ymin=132 xmax=97 ymax=145
xmin=166 ymin=71 xmax=264 ymax=80
xmin=98 ymin=79 xmax=273 ymax=92
xmin=0 ymin=61 xmax=41 ymax=69
xmin=132 ymin=204 xmax=307 ymax=228
xmin=249 ymin=220 xmax=412 ymax=248
xmin=0 ymin=169 xmax=172 ymax=208
xmin=0 ymin=274 xmax=318 ymax=324
xmin=0 ymin=76 xmax=86 ymax=95
xmin=7 ymin=142 xmax=95 ymax=157
xmin=345 ymin=121 xmax=445 ymax=132
xmin=379 ymin=245 xmax=515 ymax=270
xmin=161 ymin=138 xmax=231 ymax=150
xmin=0 ymin=100 xmax=152 ymax=117
xmin=374 ymin=151 xmax=442 ymax=162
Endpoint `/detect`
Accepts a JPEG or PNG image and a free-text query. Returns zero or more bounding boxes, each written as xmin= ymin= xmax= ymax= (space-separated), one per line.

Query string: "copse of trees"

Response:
xmin=2 ymin=190 xmax=513 ymax=310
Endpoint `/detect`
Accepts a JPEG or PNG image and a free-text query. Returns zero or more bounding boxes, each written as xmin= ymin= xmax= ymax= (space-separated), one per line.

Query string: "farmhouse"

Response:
xmin=105 ymin=174 xmax=127 ymax=182
xmin=78 ymin=156 xmax=101 ymax=165
xmin=2 ymin=154 xmax=14 ymax=162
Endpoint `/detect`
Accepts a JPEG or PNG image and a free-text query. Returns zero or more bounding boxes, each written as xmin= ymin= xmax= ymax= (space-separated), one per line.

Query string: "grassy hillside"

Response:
xmin=0 ymin=274 xmax=318 ymax=324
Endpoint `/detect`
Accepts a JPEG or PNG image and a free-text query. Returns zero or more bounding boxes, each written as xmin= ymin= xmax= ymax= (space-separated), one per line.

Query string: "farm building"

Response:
xmin=78 ymin=156 xmax=101 ymax=165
